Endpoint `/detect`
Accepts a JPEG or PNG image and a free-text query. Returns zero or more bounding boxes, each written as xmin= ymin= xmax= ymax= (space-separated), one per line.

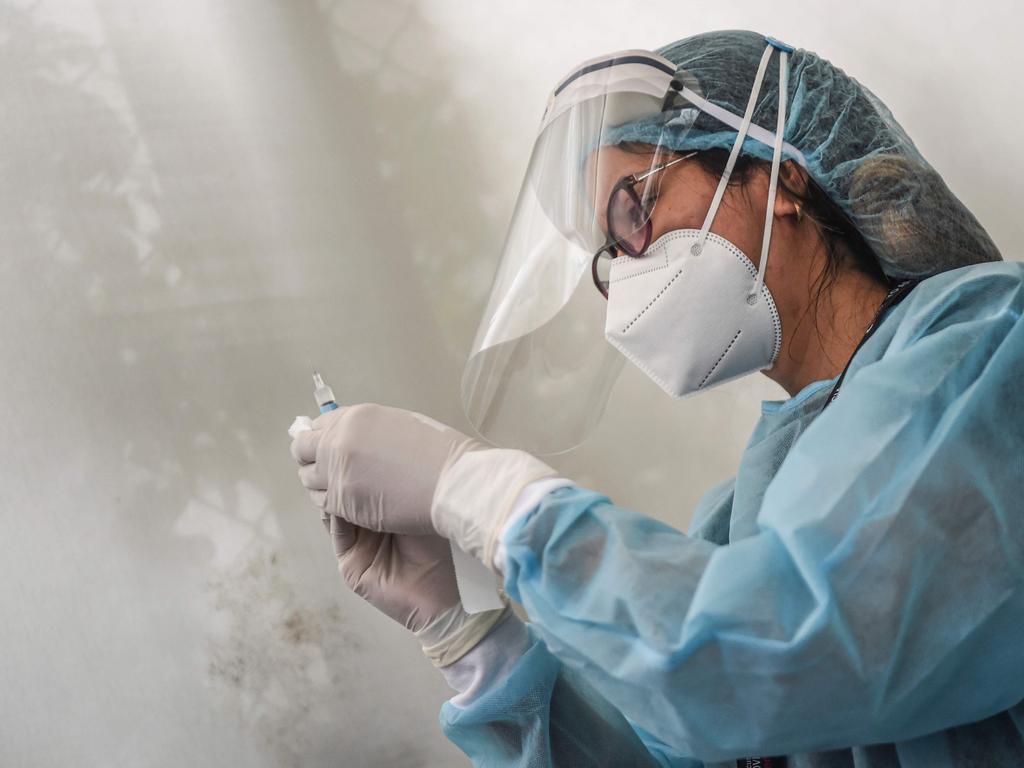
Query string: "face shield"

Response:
xmin=461 ymin=50 xmax=696 ymax=455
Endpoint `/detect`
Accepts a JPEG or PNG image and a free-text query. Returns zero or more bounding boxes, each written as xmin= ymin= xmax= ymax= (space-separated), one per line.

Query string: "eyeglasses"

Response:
xmin=591 ymin=150 xmax=697 ymax=299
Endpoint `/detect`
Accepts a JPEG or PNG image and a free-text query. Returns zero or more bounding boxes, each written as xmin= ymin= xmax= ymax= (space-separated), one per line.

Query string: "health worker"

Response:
xmin=291 ymin=30 xmax=1024 ymax=767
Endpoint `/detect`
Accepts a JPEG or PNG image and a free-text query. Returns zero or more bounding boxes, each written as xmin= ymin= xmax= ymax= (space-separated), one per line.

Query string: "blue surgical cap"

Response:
xmin=607 ymin=30 xmax=1001 ymax=279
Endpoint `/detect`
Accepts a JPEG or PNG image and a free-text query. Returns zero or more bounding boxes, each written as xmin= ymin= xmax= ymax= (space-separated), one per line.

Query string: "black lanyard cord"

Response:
xmin=820 ymin=279 xmax=919 ymax=413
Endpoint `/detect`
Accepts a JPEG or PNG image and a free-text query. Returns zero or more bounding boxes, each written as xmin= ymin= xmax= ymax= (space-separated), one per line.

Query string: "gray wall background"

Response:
xmin=1 ymin=1 xmax=1019 ymax=765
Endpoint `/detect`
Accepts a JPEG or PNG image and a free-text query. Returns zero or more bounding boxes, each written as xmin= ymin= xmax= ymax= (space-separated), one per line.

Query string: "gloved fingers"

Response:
xmin=335 ymin=526 xmax=385 ymax=592
xmin=290 ymin=429 xmax=321 ymax=464
xmin=312 ymin=406 xmax=346 ymax=431
xmin=330 ymin=514 xmax=358 ymax=558
xmin=308 ymin=490 xmax=327 ymax=509
xmin=297 ymin=461 xmax=326 ymax=491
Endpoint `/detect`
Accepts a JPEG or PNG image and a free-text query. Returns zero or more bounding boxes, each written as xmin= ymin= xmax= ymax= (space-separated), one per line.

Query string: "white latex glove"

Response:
xmin=321 ymin=510 xmax=509 ymax=667
xmin=291 ymin=403 xmax=558 ymax=569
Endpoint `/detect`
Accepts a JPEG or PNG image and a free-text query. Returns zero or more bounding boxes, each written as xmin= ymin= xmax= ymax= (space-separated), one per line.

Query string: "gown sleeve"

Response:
xmin=437 ymin=475 xmax=740 ymax=767
xmin=499 ymin=265 xmax=1024 ymax=761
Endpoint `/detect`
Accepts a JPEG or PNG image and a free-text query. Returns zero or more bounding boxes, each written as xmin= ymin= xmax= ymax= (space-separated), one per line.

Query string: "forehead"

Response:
xmin=583 ymin=144 xmax=658 ymax=214
xmin=585 ymin=144 xmax=656 ymax=189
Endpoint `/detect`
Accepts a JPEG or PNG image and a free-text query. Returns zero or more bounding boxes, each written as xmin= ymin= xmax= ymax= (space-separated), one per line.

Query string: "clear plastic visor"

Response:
xmin=461 ymin=51 xmax=688 ymax=454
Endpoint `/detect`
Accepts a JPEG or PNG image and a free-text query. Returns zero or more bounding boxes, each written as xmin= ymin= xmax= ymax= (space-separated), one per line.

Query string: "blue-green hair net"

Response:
xmin=607 ymin=30 xmax=1001 ymax=279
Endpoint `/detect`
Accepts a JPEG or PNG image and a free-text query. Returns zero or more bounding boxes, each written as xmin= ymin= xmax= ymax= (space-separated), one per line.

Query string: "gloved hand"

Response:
xmin=294 ymin=403 xmax=478 ymax=534
xmin=320 ymin=509 xmax=510 ymax=667
xmin=291 ymin=403 xmax=559 ymax=570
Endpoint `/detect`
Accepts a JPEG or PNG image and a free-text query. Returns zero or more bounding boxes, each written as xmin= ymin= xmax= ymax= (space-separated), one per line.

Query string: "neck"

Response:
xmin=766 ymin=267 xmax=891 ymax=397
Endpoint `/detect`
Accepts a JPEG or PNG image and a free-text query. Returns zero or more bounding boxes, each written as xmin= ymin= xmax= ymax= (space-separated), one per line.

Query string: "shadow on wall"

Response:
xmin=1 ymin=0 xmax=488 ymax=765
xmin=312 ymin=0 xmax=513 ymax=370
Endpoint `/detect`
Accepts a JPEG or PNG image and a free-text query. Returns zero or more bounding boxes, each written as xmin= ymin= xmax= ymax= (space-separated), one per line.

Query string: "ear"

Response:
xmin=773 ymin=160 xmax=809 ymax=219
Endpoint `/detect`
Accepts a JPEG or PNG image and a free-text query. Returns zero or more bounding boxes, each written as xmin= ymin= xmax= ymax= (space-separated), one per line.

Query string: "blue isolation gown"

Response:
xmin=440 ymin=261 xmax=1024 ymax=766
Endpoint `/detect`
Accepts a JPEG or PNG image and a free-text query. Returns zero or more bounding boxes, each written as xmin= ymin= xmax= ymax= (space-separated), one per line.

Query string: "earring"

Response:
xmin=795 ymin=201 xmax=804 ymax=222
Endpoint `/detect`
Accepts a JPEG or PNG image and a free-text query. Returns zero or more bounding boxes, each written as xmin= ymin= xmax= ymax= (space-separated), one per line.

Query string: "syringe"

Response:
xmin=288 ymin=370 xmax=503 ymax=614
xmin=287 ymin=371 xmax=337 ymax=439
xmin=312 ymin=370 xmax=338 ymax=413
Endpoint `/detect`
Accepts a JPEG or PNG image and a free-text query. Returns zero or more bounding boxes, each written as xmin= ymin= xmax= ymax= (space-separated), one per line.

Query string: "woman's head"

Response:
xmin=581 ymin=29 xmax=997 ymax=396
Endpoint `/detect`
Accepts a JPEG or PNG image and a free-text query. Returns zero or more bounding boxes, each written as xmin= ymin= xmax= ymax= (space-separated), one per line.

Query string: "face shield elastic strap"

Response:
xmin=688 ymin=41 xmax=790 ymax=304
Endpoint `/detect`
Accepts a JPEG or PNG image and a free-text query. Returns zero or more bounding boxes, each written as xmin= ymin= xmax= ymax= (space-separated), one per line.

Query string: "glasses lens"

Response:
xmin=607 ymin=184 xmax=650 ymax=256
xmin=592 ymin=248 xmax=614 ymax=298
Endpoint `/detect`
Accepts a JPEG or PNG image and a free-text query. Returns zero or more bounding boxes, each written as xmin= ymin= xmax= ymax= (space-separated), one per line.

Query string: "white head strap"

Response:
xmin=691 ymin=40 xmax=791 ymax=304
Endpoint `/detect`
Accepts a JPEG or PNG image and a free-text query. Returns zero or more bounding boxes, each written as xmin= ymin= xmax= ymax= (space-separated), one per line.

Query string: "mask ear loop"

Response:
xmin=691 ymin=43 xmax=775 ymax=257
xmin=749 ymin=49 xmax=789 ymax=305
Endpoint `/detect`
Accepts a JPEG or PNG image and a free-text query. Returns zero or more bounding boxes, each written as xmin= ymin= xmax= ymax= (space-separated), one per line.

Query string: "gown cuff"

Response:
xmin=492 ymin=477 xmax=575 ymax=576
xmin=432 ymin=449 xmax=563 ymax=569
xmin=439 ymin=610 xmax=532 ymax=708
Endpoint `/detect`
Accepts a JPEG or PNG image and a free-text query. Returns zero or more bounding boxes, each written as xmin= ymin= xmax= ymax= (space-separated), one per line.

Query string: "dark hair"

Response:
xmin=688 ymin=148 xmax=892 ymax=293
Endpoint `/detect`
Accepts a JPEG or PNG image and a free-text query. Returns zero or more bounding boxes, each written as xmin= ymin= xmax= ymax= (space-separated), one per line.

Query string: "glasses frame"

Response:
xmin=591 ymin=150 xmax=698 ymax=299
